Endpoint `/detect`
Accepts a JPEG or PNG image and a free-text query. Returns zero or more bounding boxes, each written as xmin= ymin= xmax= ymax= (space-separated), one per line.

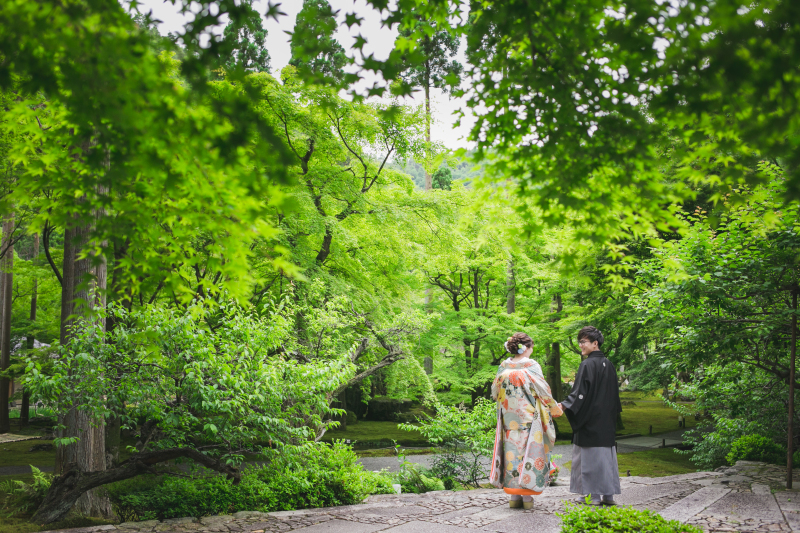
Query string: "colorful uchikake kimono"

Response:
xmin=489 ymin=358 xmax=563 ymax=495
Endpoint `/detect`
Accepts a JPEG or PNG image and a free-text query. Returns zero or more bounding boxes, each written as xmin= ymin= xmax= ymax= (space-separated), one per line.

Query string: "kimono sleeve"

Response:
xmin=526 ymin=366 xmax=563 ymax=417
xmin=561 ymin=359 xmax=591 ymax=429
xmin=490 ymin=365 xmax=504 ymax=401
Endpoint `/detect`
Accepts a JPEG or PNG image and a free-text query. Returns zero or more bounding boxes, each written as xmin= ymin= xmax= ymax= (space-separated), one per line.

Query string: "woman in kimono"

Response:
xmin=489 ymin=332 xmax=563 ymax=509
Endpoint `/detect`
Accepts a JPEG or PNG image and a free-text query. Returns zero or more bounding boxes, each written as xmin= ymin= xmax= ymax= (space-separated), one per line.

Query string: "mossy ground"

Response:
xmin=617 ymin=403 xmax=697 ymax=436
xmin=322 ymin=421 xmax=427 ymax=448
xmin=0 ymin=513 xmax=116 ymax=533
xmin=563 ymin=447 xmax=698 ymax=477
xmin=0 ymin=440 xmax=55 ymax=469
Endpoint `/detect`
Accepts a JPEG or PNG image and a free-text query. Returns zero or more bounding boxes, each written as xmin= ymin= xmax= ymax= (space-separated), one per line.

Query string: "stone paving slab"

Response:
xmin=660 ymin=486 xmax=730 ymax=522
xmin=289 ymin=519 xmax=386 ymax=533
xmin=704 ymin=491 xmax=783 ymax=521
xmin=0 ymin=433 xmax=41 ymax=444
xmin=381 ymin=522 xmax=479 ymax=533
xmin=479 ymin=511 xmax=562 ymax=533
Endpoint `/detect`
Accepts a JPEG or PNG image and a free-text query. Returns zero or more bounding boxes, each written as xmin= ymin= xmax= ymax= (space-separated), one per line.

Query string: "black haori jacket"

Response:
xmin=561 ymin=351 xmax=622 ymax=448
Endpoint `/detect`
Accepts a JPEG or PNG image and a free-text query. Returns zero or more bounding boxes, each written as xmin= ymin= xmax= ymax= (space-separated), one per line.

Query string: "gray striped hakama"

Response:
xmin=569 ymin=445 xmax=621 ymax=496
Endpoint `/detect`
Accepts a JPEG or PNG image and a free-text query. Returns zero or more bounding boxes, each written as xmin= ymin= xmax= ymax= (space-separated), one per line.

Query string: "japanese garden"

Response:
xmin=0 ymin=0 xmax=799 ymax=532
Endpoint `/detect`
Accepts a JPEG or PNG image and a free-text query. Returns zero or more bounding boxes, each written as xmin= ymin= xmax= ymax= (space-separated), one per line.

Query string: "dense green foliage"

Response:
xmin=558 ymin=504 xmax=703 ymax=533
xmin=726 ymin=435 xmax=786 ymax=467
xmin=26 ymin=300 xmax=349 ymax=453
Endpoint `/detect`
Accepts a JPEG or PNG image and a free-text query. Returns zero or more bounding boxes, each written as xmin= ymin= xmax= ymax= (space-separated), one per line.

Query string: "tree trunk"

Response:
xmin=315 ymin=226 xmax=333 ymax=264
xmin=19 ymin=233 xmax=39 ymax=427
xmin=55 ymin=216 xmax=112 ymax=517
xmin=506 ymin=259 xmax=515 ymax=314
xmin=548 ymin=342 xmax=563 ymax=402
xmin=337 ymin=391 xmax=347 ymax=431
xmin=544 ymin=294 xmax=563 ymax=400
xmin=788 ymin=288 xmax=797 ymax=489
xmin=0 ymin=212 xmax=14 ymax=434
xmin=424 ymin=80 xmax=432 ymax=191
xmin=104 ymin=238 xmax=130 ymax=466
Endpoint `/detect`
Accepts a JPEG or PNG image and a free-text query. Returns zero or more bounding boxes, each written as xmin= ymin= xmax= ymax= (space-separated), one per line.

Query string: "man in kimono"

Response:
xmin=559 ymin=326 xmax=622 ymax=506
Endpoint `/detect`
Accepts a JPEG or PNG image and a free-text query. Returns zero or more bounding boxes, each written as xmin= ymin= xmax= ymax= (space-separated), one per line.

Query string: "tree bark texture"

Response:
xmin=546 ymin=342 xmax=563 ymax=402
xmin=544 ymin=294 xmax=563 ymax=400
xmin=0 ymin=212 xmax=14 ymax=434
xmin=20 ymin=233 xmax=39 ymax=427
xmin=424 ymin=79 xmax=432 ymax=191
xmin=506 ymin=259 xmax=515 ymax=314
xmin=788 ymin=289 xmax=797 ymax=489
xmin=33 ymin=448 xmax=240 ymax=524
xmin=55 ymin=215 xmax=112 ymax=517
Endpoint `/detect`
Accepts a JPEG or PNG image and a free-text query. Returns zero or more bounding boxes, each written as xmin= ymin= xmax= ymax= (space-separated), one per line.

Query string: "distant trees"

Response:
xmin=289 ymin=0 xmax=347 ymax=83
xmin=220 ymin=0 xmax=271 ymax=73
xmin=394 ymin=22 xmax=462 ymax=190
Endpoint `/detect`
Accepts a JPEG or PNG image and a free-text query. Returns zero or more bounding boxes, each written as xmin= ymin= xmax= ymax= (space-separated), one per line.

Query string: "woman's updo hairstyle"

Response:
xmin=505 ymin=332 xmax=533 ymax=355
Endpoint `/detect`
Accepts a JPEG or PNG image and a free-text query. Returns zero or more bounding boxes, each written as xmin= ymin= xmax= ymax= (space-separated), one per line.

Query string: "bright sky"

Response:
xmin=132 ymin=0 xmax=475 ymax=149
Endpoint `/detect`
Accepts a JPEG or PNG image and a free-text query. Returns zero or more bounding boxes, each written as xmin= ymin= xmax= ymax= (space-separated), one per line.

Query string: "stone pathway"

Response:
xmin=0 ymin=433 xmax=40 ymax=444
xmin=35 ymin=461 xmax=800 ymax=533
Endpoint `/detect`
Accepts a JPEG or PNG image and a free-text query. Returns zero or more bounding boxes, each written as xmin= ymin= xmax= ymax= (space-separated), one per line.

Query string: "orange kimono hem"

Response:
xmin=503 ymin=488 xmax=542 ymax=496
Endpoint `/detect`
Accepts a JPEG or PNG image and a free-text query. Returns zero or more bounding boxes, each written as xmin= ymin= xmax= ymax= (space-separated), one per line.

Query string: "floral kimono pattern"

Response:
xmin=489 ymin=358 xmax=563 ymax=494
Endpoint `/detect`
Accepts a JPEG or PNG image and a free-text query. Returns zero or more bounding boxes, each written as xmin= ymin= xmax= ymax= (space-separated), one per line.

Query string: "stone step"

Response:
xmin=659 ymin=486 xmax=731 ymax=523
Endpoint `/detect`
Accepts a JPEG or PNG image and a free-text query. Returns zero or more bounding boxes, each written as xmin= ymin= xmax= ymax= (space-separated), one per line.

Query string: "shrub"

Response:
xmin=726 ymin=435 xmax=786 ymax=466
xmin=107 ymin=441 xmax=395 ymax=521
xmin=678 ymin=416 xmax=764 ymax=469
xmin=558 ymin=503 xmax=703 ymax=533
xmin=384 ymin=447 xmax=446 ymax=494
xmin=346 ymin=411 xmax=359 ymax=425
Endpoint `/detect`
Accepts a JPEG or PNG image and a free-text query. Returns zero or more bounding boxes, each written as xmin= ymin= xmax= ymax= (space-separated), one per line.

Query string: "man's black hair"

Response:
xmin=578 ymin=326 xmax=604 ymax=347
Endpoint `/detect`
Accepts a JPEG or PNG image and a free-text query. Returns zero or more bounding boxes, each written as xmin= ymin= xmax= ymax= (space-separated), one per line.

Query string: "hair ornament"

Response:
xmin=518 ymin=345 xmax=526 ymax=354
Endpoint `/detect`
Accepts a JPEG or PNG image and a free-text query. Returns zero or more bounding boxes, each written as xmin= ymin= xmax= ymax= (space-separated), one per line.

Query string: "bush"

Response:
xmin=382 ymin=447 xmax=446 ymax=494
xmin=679 ymin=416 xmax=764 ymax=469
xmin=107 ymin=441 xmax=395 ymax=521
xmin=726 ymin=435 xmax=786 ymax=466
xmin=346 ymin=411 xmax=359 ymax=425
xmin=558 ymin=503 xmax=703 ymax=533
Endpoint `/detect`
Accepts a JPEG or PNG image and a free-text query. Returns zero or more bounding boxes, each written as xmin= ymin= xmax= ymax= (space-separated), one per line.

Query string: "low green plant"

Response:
xmin=0 ymin=467 xmax=53 ymax=518
xmin=387 ymin=445 xmax=445 ymax=494
xmin=558 ymin=503 xmax=703 ymax=533
xmin=726 ymin=435 xmax=786 ymax=466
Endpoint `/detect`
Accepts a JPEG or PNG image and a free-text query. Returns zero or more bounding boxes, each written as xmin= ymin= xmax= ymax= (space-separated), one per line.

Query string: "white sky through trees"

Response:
xmin=133 ymin=0 xmax=475 ymax=150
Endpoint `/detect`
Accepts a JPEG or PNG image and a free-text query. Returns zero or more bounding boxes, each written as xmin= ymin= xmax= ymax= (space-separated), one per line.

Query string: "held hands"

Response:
xmin=553 ymin=403 xmax=564 ymax=417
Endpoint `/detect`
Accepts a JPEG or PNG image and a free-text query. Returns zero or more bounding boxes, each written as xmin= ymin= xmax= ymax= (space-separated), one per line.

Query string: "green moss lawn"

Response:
xmin=564 ymin=447 xmax=698 ymax=477
xmin=617 ymin=403 xmax=696 ymax=436
xmin=321 ymin=421 xmax=428 ymax=448
xmin=0 ymin=440 xmax=55 ymax=469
